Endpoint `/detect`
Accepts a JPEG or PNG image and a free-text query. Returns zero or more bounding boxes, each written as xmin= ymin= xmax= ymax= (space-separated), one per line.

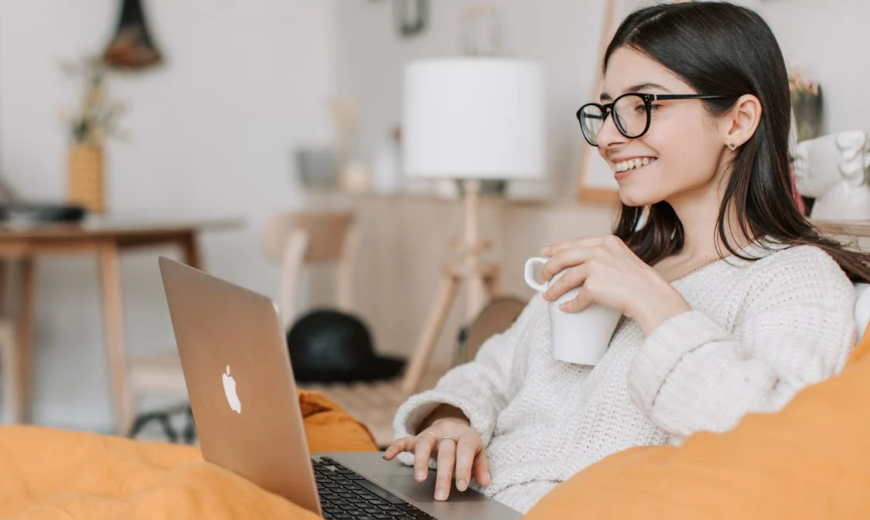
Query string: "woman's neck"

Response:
xmin=669 ymin=193 xmax=751 ymax=261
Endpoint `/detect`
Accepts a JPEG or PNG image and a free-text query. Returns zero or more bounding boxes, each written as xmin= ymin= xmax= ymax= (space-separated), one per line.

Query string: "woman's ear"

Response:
xmin=722 ymin=94 xmax=762 ymax=150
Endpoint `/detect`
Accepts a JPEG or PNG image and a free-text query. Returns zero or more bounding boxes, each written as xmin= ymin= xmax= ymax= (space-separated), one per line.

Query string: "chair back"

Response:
xmin=262 ymin=211 xmax=358 ymax=329
xmin=453 ymin=296 xmax=527 ymax=367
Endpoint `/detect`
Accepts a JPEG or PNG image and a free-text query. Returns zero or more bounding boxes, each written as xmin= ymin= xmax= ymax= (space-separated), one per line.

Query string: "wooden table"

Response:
xmin=0 ymin=216 xmax=240 ymax=435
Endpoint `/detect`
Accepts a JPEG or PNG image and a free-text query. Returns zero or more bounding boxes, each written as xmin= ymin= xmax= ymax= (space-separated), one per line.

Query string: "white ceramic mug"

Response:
xmin=524 ymin=256 xmax=622 ymax=365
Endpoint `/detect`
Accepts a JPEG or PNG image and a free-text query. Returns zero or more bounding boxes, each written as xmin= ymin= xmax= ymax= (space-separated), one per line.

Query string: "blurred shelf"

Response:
xmin=814 ymin=219 xmax=870 ymax=238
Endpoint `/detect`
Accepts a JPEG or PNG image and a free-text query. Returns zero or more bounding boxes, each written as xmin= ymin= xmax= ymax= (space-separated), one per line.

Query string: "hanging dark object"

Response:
xmin=102 ymin=0 xmax=163 ymax=70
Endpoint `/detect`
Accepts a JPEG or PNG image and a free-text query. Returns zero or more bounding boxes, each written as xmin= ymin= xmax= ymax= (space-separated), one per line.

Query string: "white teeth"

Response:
xmin=614 ymin=157 xmax=656 ymax=173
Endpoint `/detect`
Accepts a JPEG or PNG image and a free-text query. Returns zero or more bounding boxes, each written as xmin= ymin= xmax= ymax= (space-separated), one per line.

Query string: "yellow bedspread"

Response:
xmin=0 ymin=390 xmax=378 ymax=520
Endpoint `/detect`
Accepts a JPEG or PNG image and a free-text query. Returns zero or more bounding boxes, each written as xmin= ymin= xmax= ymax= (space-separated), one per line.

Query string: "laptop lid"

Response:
xmin=158 ymin=256 xmax=321 ymax=516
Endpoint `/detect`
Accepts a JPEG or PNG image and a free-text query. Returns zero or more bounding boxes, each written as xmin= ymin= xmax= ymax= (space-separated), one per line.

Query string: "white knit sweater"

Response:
xmin=392 ymin=243 xmax=857 ymax=513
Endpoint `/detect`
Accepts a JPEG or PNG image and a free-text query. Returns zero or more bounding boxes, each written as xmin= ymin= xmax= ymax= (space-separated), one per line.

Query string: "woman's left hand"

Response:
xmin=540 ymin=235 xmax=690 ymax=335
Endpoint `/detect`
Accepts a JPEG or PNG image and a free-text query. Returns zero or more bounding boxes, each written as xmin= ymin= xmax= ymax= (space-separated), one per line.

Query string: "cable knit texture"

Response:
xmin=392 ymin=243 xmax=857 ymax=514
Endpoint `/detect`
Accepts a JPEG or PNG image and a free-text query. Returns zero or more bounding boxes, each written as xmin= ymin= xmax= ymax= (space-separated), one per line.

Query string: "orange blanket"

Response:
xmin=0 ymin=390 xmax=378 ymax=520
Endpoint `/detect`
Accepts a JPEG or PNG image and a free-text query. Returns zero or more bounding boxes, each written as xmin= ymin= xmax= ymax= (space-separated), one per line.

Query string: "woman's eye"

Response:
xmin=650 ymin=104 xmax=663 ymax=111
xmin=633 ymin=104 xmax=646 ymax=113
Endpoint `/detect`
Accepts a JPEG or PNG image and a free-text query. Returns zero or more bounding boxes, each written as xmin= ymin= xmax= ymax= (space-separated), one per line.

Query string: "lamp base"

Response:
xmin=400 ymin=260 xmax=501 ymax=396
xmin=400 ymin=179 xmax=503 ymax=395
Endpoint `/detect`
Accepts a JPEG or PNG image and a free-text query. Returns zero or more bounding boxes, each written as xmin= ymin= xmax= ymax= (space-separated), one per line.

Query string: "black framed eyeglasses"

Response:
xmin=576 ymin=93 xmax=728 ymax=147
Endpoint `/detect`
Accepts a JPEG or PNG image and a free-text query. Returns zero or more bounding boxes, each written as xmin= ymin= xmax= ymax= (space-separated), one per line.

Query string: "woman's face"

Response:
xmin=597 ymin=47 xmax=728 ymax=207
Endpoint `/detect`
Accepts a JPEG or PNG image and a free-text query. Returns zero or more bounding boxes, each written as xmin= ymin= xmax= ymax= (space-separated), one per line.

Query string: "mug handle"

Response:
xmin=524 ymin=257 xmax=549 ymax=292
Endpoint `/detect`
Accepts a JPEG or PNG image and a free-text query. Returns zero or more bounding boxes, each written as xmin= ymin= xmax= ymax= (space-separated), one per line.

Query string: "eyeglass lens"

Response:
xmin=580 ymin=95 xmax=649 ymax=145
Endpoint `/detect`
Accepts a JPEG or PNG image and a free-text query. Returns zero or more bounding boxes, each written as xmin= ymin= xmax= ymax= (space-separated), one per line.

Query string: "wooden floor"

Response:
xmin=299 ymin=368 xmax=446 ymax=448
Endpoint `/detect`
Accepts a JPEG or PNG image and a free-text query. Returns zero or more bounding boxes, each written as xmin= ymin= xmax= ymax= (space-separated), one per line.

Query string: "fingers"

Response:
xmin=472 ymin=450 xmax=492 ymax=487
xmin=542 ymin=236 xmax=606 ymax=256
xmin=559 ymin=287 xmax=594 ymax=313
xmin=382 ymin=437 xmax=413 ymax=461
xmin=413 ymin=434 xmax=437 ymax=482
xmin=385 ymin=430 xmax=491 ymax=500
xmin=434 ymin=438 xmax=457 ymax=501
xmin=540 ymin=248 xmax=595 ymax=282
xmin=544 ymin=264 xmax=589 ymax=303
xmin=453 ymin=434 xmax=478 ymax=492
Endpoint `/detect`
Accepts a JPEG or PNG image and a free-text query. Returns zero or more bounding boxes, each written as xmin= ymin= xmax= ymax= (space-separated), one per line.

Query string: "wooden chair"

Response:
xmin=261 ymin=211 xmax=358 ymax=329
xmin=452 ymin=296 xmax=527 ymax=367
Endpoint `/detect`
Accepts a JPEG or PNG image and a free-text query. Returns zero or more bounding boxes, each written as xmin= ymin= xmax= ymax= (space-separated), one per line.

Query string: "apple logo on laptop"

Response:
xmin=222 ymin=365 xmax=242 ymax=414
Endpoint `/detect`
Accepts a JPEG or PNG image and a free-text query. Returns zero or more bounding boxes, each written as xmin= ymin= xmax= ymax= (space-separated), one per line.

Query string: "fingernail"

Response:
xmin=416 ymin=470 xmax=426 ymax=481
xmin=542 ymin=246 xmax=550 ymax=254
xmin=559 ymin=302 xmax=569 ymax=311
xmin=435 ymin=488 xmax=447 ymax=500
xmin=457 ymin=479 xmax=467 ymax=491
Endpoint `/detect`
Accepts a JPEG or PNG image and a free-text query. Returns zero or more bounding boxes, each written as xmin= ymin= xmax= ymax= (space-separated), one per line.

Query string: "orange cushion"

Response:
xmin=298 ymin=389 xmax=380 ymax=452
xmin=524 ymin=323 xmax=870 ymax=520
xmin=0 ymin=390 xmax=377 ymax=520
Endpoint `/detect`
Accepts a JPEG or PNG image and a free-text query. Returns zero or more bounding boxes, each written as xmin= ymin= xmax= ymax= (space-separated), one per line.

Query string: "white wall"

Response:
xmin=757 ymin=0 xmax=869 ymax=135
xmin=0 ymin=0 xmax=336 ymax=431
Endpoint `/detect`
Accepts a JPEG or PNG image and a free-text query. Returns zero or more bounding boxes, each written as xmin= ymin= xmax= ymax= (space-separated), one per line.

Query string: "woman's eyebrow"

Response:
xmin=628 ymin=82 xmax=671 ymax=93
xmin=600 ymin=82 xmax=672 ymax=101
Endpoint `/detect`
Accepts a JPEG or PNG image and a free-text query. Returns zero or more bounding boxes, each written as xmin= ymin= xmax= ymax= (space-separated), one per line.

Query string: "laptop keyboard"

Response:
xmin=313 ymin=456 xmax=435 ymax=520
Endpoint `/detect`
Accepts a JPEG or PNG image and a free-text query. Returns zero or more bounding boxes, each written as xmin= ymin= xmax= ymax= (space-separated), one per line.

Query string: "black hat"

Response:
xmin=286 ymin=308 xmax=406 ymax=383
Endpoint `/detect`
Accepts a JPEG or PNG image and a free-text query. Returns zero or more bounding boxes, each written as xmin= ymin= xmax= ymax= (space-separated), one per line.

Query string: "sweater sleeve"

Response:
xmin=392 ymin=296 xmax=545 ymax=451
xmin=627 ymin=246 xmax=857 ymax=442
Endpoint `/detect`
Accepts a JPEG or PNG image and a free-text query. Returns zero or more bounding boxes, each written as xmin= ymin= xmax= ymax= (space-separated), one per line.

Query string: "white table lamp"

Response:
xmin=400 ymin=57 xmax=545 ymax=393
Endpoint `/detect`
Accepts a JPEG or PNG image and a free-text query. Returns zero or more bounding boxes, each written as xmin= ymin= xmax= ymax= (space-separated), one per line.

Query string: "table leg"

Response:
xmin=14 ymin=258 xmax=35 ymax=423
xmin=181 ymin=231 xmax=202 ymax=270
xmin=0 ymin=260 xmax=8 ymax=315
xmin=97 ymin=241 xmax=131 ymax=436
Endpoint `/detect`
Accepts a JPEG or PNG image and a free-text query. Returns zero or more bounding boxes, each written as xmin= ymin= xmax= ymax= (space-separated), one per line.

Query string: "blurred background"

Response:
xmin=0 ymin=0 xmax=865 ymax=443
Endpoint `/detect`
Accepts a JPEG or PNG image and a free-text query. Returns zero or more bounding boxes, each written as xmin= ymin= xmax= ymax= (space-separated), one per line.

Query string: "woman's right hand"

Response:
xmin=382 ymin=416 xmax=491 ymax=501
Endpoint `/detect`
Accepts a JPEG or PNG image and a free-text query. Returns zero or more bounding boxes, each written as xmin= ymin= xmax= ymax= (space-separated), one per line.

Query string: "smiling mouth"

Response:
xmin=613 ymin=157 xmax=657 ymax=173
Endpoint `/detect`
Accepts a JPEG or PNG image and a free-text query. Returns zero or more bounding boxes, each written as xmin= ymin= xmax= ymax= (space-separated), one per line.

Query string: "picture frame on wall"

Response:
xmin=575 ymin=0 xmax=693 ymax=203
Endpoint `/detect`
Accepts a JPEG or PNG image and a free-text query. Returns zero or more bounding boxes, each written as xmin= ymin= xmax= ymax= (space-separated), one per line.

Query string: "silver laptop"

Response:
xmin=158 ymin=257 xmax=522 ymax=520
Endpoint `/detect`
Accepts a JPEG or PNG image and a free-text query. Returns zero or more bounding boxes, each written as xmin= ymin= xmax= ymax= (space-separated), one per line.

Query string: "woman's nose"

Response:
xmin=595 ymin=112 xmax=626 ymax=149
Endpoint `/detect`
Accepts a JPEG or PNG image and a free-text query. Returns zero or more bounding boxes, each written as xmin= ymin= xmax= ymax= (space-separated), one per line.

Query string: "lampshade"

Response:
xmin=402 ymin=58 xmax=546 ymax=180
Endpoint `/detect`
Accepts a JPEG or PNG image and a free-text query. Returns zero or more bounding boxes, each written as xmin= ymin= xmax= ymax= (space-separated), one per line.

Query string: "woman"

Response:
xmin=384 ymin=1 xmax=869 ymax=514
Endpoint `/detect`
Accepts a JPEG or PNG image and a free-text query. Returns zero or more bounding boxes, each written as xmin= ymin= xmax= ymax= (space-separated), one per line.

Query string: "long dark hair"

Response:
xmin=606 ymin=1 xmax=870 ymax=282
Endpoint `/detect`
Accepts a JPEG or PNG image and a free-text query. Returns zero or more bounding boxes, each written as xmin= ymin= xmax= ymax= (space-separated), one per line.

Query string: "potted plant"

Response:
xmin=789 ymin=66 xmax=823 ymax=142
xmin=60 ymin=55 xmax=127 ymax=214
